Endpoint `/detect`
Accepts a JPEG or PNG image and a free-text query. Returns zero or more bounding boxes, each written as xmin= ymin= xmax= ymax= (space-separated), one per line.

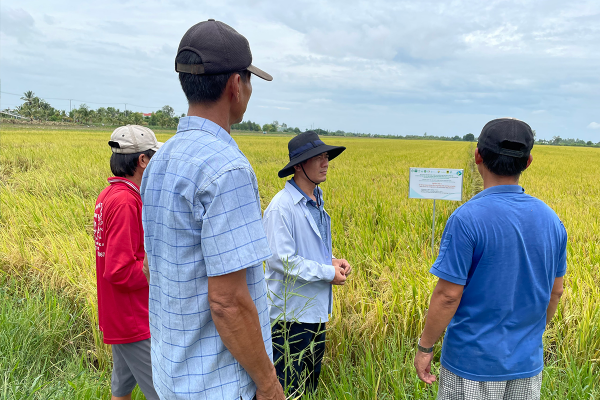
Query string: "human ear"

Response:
xmin=229 ymin=73 xmax=241 ymax=103
xmin=474 ymin=148 xmax=483 ymax=165
xmin=139 ymin=154 xmax=149 ymax=169
xmin=525 ymin=154 xmax=533 ymax=169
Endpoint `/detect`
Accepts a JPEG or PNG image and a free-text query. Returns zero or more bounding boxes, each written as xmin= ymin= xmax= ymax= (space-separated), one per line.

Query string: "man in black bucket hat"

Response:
xmin=263 ymin=131 xmax=352 ymax=396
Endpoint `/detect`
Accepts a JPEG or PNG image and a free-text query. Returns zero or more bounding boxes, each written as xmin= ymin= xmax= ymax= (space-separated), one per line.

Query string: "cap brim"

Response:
xmin=152 ymin=142 xmax=164 ymax=152
xmin=278 ymin=145 xmax=345 ymax=178
xmin=248 ymin=64 xmax=273 ymax=81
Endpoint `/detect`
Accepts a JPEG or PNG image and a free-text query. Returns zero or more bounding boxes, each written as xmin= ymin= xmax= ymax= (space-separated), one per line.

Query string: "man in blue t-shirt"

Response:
xmin=414 ymin=118 xmax=567 ymax=400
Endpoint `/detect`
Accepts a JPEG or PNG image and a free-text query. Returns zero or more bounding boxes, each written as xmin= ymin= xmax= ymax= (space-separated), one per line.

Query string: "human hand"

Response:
xmin=332 ymin=258 xmax=352 ymax=276
xmin=330 ymin=263 xmax=347 ymax=285
xmin=143 ymin=253 xmax=150 ymax=284
xmin=255 ymin=374 xmax=285 ymax=400
xmin=414 ymin=349 xmax=436 ymax=384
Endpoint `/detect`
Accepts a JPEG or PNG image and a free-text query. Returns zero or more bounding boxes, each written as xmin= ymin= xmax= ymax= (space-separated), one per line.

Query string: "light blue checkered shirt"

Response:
xmin=141 ymin=116 xmax=273 ymax=400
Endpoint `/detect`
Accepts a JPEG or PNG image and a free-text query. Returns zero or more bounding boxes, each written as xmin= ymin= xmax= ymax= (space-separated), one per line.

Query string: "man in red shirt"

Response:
xmin=94 ymin=125 xmax=162 ymax=400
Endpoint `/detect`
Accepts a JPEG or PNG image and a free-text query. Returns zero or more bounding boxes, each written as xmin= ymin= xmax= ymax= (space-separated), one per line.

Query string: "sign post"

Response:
xmin=409 ymin=168 xmax=464 ymax=255
xmin=431 ymin=199 xmax=436 ymax=253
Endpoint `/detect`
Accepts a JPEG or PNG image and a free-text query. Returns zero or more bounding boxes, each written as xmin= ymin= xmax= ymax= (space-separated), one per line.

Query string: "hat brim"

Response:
xmin=278 ymin=145 xmax=346 ymax=178
xmin=111 ymin=141 xmax=164 ymax=154
xmin=248 ymin=64 xmax=273 ymax=81
xmin=152 ymin=142 xmax=164 ymax=152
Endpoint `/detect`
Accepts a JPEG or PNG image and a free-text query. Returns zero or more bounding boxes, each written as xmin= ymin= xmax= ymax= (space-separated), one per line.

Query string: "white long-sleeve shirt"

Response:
xmin=263 ymin=181 xmax=336 ymax=323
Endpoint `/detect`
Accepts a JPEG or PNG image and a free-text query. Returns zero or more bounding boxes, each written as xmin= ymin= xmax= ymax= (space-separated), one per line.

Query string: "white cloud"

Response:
xmin=258 ymin=106 xmax=291 ymax=110
xmin=588 ymin=122 xmax=600 ymax=129
xmin=0 ymin=7 xmax=37 ymax=42
xmin=1 ymin=0 xmax=600 ymax=140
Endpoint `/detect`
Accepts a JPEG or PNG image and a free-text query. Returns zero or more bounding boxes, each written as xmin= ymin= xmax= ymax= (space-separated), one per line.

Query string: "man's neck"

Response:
xmin=481 ymin=171 xmax=520 ymax=190
xmin=292 ymin=176 xmax=317 ymax=201
xmin=125 ymin=174 xmax=142 ymax=188
xmin=187 ymin=102 xmax=232 ymax=133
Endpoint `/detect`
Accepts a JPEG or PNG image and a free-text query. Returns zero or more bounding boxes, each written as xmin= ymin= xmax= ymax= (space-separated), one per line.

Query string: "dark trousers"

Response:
xmin=272 ymin=321 xmax=326 ymax=397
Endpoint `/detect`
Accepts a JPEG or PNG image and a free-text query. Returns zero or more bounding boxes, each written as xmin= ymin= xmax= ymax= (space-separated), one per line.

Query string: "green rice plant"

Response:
xmin=268 ymin=257 xmax=329 ymax=399
xmin=1 ymin=125 xmax=599 ymax=398
xmin=0 ymin=274 xmax=148 ymax=399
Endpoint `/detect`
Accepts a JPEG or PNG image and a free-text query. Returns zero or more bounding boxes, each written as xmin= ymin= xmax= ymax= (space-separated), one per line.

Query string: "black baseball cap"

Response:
xmin=175 ymin=19 xmax=272 ymax=81
xmin=478 ymin=118 xmax=534 ymax=158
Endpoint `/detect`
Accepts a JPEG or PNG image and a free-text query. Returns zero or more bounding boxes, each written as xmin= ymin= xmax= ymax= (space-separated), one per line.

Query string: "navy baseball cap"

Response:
xmin=478 ymin=118 xmax=534 ymax=158
xmin=175 ymin=19 xmax=272 ymax=81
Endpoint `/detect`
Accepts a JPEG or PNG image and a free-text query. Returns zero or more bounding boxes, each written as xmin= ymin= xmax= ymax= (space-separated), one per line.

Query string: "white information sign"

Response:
xmin=409 ymin=168 xmax=464 ymax=201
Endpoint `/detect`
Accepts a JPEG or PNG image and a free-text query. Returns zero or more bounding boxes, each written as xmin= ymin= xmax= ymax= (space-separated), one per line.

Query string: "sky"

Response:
xmin=1 ymin=0 xmax=599 ymax=140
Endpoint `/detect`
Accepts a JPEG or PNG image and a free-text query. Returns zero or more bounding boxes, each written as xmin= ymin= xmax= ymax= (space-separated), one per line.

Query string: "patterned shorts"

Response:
xmin=437 ymin=366 xmax=543 ymax=400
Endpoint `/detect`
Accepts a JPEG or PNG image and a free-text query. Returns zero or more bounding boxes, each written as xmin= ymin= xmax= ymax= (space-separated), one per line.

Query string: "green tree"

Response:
xmin=132 ymin=113 xmax=144 ymax=125
xmin=161 ymin=105 xmax=175 ymax=118
xmin=77 ymin=104 xmax=90 ymax=123
xmin=463 ymin=133 xmax=475 ymax=141
xmin=20 ymin=91 xmax=36 ymax=106
xmin=262 ymin=124 xmax=276 ymax=133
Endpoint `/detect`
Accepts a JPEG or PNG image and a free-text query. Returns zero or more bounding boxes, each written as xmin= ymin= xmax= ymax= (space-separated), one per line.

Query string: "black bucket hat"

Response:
xmin=278 ymin=131 xmax=346 ymax=178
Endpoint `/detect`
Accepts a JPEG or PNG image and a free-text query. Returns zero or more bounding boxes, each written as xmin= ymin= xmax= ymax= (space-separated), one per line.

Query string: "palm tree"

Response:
xmin=20 ymin=91 xmax=36 ymax=106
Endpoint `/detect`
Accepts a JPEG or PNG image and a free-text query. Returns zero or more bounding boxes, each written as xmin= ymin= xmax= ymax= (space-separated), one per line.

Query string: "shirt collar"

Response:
xmin=471 ymin=184 xmax=525 ymax=201
xmin=177 ymin=116 xmax=239 ymax=150
xmin=286 ymin=179 xmax=323 ymax=205
xmin=108 ymin=176 xmax=140 ymax=195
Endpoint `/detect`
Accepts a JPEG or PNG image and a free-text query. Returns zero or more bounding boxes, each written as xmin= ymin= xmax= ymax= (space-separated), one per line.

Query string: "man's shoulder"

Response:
xmin=169 ymin=129 xmax=233 ymax=156
xmin=521 ymin=194 xmax=565 ymax=229
xmin=153 ymin=130 xmax=253 ymax=185
xmin=99 ymin=184 xmax=138 ymax=205
xmin=265 ymin=186 xmax=296 ymax=214
xmin=97 ymin=189 xmax=140 ymax=226
xmin=458 ymin=190 xmax=563 ymax=231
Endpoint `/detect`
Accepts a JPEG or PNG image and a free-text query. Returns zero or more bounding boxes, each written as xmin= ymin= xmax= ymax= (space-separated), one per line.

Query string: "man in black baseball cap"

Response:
xmin=263 ymin=131 xmax=351 ymax=396
xmin=141 ymin=20 xmax=283 ymax=400
xmin=175 ymin=19 xmax=272 ymax=81
xmin=415 ymin=118 xmax=566 ymax=400
xmin=477 ymin=117 xmax=535 ymax=160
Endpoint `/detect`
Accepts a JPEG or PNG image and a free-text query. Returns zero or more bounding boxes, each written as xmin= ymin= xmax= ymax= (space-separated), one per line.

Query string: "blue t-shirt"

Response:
xmin=430 ymin=185 xmax=567 ymax=381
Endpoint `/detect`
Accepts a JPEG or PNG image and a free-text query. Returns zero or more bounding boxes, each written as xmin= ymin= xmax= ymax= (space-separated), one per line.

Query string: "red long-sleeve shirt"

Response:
xmin=94 ymin=177 xmax=150 ymax=344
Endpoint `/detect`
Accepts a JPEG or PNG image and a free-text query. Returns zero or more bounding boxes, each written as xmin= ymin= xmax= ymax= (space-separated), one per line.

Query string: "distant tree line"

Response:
xmin=2 ymin=91 xmax=181 ymax=128
xmin=232 ymin=120 xmax=302 ymax=134
xmin=233 ymin=121 xmax=481 ymax=142
xmin=233 ymin=120 xmax=600 ymax=147
xmin=535 ymin=136 xmax=597 ymax=147
xmin=4 ymin=92 xmax=598 ymax=147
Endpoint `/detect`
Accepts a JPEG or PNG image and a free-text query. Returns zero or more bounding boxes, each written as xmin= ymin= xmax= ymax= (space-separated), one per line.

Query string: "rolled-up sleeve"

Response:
xmin=264 ymin=206 xmax=336 ymax=283
xmin=197 ymin=168 xmax=272 ymax=276
xmin=429 ymin=215 xmax=474 ymax=285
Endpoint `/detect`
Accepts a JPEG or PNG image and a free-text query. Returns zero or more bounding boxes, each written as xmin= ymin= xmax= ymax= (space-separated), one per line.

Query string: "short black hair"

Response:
xmin=110 ymin=149 xmax=155 ymax=177
xmin=176 ymin=50 xmax=250 ymax=104
xmin=478 ymin=142 xmax=529 ymax=177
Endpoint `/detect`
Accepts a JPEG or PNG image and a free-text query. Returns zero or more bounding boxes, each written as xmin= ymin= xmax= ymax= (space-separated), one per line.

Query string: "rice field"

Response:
xmin=0 ymin=125 xmax=598 ymax=399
